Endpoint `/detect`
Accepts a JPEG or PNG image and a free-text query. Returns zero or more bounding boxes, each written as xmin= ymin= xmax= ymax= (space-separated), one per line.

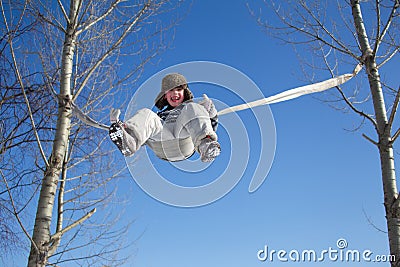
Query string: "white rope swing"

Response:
xmin=73 ymin=63 xmax=363 ymax=129
xmin=72 ymin=103 xmax=110 ymax=131
xmin=217 ymin=63 xmax=363 ymax=116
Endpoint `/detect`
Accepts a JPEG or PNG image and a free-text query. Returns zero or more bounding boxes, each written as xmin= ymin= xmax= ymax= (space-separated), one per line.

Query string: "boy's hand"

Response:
xmin=110 ymin=108 xmax=121 ymax=123
xmin=198 ymin=94 xmax=217 ymax=118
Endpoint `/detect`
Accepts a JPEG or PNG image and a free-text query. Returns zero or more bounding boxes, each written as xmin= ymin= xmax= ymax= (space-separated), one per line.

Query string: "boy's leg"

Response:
xmin=174 ymin=102 xmax=220 ymax=162
xmin=109 ymin=108 xmax=162 ymax=156
xmin=174 ymin=103 xmax=216 ymax=145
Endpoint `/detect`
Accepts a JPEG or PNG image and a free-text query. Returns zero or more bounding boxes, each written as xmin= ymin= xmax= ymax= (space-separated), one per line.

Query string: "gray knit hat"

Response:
xmin=154 ymin=73 xmax=193 ymax=109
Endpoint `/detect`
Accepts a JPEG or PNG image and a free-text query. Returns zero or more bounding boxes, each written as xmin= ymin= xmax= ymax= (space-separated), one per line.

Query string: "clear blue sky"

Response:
xmin=116 ymin=1 xmax=398 ymax=267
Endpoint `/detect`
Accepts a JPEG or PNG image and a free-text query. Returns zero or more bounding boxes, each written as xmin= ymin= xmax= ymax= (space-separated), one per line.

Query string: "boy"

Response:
xmin=109 ymin=73 xmax=221 ymax=162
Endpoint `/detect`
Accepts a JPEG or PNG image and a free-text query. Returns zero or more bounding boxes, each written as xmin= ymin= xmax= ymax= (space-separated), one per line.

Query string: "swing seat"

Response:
xmin=146 ymin=136 xmax=195 ymax=162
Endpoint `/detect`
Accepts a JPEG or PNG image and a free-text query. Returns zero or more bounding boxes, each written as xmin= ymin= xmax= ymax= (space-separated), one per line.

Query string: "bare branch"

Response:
xmin=34 ymin=0 xmax=66 ymax=33
xmin=373 ymin=0 xmax=399 ymax=57
xmin=49 ymin=208 xmax=96 ymax=246
xmin=363 ymin=206 xmax=387 ymax=233
xmin=336 ymin=85 xmax=379 ymax=128
xmin=72 ymin=2 xmax=151 ymax=101
xmin=1 ymin=0 xmax=49 ymax=167
xmin=299 ymin=1 xmax=357 ymax=59
xmin=373 ymin=0 xmax=381 ymax=57
xmin=388 ymin=87 xmax=400 ymax=129
xmin=363 ymin=133 xmax=379 ymax=146
xmin=56 ymin=0 xmax=70 ymax=24
xmin=75 ymin=0 xmax=122 ymax=36
xmin=377 ymin=47 xmax=399 ymax=68
xmin=6 ymin=45 xmax=49 ymax=166
xmin=1 ymin=169 xmax=39 ymax=254
xmin=257 ymin=0 xmax=360 ymax=60
xmin=351 ymin=0 xmax=372 ymax=55
xmin=392 ymin=128 xmax=400 ymax=144
xmin=318 ymin=40 xmax=378 ymax=129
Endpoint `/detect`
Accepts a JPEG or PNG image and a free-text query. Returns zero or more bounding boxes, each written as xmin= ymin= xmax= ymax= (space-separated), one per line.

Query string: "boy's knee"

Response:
xmin=124 ymin=108 xmax=162 ymax=146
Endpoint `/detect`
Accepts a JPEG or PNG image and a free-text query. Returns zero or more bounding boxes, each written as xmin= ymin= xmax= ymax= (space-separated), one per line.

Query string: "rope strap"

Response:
xmin=217 ymin=63 xmax=363 ymax=116
xmin=72 ymin=103 xmax=109 ymax=131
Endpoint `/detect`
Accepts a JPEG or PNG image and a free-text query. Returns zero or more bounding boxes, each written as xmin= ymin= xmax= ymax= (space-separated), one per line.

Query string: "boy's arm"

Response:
xmin=198 ymin=94 xmax=218 ymax=132
xmin=198 ymin=94 xmax=217 ymax=117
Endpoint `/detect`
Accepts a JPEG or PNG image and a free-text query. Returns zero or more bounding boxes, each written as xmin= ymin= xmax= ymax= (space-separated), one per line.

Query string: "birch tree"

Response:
xmin=1 ymin=0 xmax=185 ymax=266
xmin=251 ymin=0 xmax=399 ymax=265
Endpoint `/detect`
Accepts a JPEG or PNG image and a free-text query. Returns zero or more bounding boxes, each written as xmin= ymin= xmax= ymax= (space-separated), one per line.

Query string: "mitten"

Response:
xmin=198 ymin=94 xmax=217 ymax=118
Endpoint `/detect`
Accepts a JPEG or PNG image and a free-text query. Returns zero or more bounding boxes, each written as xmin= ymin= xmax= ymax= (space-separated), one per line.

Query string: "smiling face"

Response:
xmin=164 ymin=86 xmax=185 ymax=107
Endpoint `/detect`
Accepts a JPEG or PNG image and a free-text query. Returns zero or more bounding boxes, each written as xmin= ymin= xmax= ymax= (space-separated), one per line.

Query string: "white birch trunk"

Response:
xmin=27 ymin=1 xmax=79 ymax=266
xmin=351 ymin=1 xmax=400 ymax=265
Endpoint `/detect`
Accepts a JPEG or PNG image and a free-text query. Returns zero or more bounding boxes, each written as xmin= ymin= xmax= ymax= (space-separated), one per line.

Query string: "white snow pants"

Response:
xmin=124 ymin=102 xmax=217 ymax=161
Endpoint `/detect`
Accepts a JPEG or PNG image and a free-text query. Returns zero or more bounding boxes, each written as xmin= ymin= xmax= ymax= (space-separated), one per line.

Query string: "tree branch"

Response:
xmin=0 ymin=169 xmax=39 ymax=254
xmin=299 ymin=1 xmax=357 ymax=60
xmin=363 ymin=206 xmax=387 ymax=233
xmin=9 ymin=44 xmax=49 ymax=167
xmin=335 ymin=85 xmax=378 ymax=128
xmin=363 ymin=133 xmax=379 ymax=146
xmin=373 ymin=0 xmax=381 ymax=58
xmin=391 ymin=128 xmax=400 ymax=144
xmin=72 ymin=2 xmax=151 ymax=101
xmin=49 ymin=208 xmax=96 ymax=246
xmin=264 ymin=0 xmax=359 ymax=60
xmin=318 ymin=41 xmax=378 ymax=129
xmin=2 ymin=0 xmax=49 ymax=167
xmin=351 ymin=0 xmax=371 ymax=53
xmin=35 ymin=0 xmax=66 ymax=33
xmin=372 ymin=0 xmax=399 ymax=58
xmin=75 ymin=0 xmax=123 ymax=36
xmin=56 ymin=0 xmax=70 ymax=24
xmin=377 ymin=47 xmax=399 ymax=68
xmin=388 ymin=86 xmax=400 ymax=129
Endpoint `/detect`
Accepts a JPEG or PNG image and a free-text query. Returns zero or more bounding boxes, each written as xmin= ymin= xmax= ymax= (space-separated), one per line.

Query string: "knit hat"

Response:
xmin=154 ymin=73 xmax=194 ymax=109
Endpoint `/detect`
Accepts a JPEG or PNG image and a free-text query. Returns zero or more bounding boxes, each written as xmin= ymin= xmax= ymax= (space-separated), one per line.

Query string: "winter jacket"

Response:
xmin=157 ymin=101 xmax=218 ymax=131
